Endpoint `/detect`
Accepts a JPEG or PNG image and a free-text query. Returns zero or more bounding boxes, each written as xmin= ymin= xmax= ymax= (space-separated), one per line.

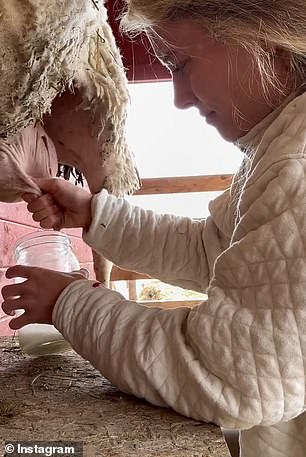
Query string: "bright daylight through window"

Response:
xmin=114 ymin=81 xmax=244 ymax=304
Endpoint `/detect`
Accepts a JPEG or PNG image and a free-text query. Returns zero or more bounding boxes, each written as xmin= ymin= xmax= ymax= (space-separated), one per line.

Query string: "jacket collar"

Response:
xmin=235 ymin=86 xmax=306 ymax=152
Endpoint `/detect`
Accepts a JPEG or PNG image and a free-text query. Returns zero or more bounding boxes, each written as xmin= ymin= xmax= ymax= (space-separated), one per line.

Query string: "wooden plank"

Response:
xmin=128 ymin=280 xmax=138 ymax=301
xmin=141 ymin=299 xmax=203 ymax=309
xmin=111 ymin=266 xmax=150 ymax=282
xmin=135 ymin=174 xmax=233 ymax=195
xmin=0 ymin=337 xmax=230 ymax=457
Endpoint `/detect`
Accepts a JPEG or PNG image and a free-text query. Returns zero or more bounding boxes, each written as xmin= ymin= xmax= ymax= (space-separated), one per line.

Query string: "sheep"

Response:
xmin=0 ymin=0 xmax=140 ymax=284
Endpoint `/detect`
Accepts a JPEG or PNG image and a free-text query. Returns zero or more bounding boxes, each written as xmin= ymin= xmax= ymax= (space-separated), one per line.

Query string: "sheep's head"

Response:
xmin=0 ymin=0 xmax=140 ymax=196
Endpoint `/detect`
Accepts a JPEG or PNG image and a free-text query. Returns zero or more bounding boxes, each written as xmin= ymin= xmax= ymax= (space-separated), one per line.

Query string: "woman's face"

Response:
xmin=154 ymin=21 xmax=292 ymax=142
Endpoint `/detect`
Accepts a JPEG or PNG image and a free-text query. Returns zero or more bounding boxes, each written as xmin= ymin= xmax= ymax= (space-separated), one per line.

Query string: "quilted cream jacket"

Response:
xmin=53 ymin=91 xmax=306 ymax=457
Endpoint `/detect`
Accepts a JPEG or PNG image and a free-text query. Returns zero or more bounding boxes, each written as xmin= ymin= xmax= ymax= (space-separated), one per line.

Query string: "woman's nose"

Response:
xmin=173 ymin=76 xmax=196 ymax=110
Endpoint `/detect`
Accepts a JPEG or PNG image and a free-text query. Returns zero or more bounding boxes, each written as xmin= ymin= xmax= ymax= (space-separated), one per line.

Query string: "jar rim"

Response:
xmin=14 ymin=230 xmax=72 ymax=255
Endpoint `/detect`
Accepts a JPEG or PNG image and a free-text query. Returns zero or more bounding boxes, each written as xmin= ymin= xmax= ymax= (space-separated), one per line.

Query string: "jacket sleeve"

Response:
xmin=53 ymin=157 xmax=306 ymax=430
xmin=83 ymin=190 xmax=230 ymax=292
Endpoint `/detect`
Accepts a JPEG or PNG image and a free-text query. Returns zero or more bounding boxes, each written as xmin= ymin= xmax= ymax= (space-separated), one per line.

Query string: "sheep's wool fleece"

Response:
xmin=0 ymin=0 xmax=139 ymax=195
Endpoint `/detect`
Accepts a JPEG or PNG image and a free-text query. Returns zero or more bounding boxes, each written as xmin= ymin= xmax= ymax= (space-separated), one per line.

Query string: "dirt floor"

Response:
xmin=0 ymin=337 xmax=230 ymax=457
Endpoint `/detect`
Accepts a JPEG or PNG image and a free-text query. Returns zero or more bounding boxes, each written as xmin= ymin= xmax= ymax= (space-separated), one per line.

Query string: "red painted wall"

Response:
xmin=0 ymin=202 xmax=95 ymax=336
xmin=108 ymin=0 xmax=171 ymax=82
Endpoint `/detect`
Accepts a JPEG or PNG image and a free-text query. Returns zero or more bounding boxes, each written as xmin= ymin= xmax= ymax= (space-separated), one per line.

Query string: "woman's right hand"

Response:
xmin=23 ymin=178 xmax=93 ymax=230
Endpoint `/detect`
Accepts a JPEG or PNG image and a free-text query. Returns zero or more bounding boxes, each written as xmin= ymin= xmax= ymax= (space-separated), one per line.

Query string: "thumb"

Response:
xmin=31 ymin=177 xmax=61 ymax=194
xmin=32 ymin=177 xmax=78 ymax=202
xmin=22 ymin=178 xmax=61 ymax=204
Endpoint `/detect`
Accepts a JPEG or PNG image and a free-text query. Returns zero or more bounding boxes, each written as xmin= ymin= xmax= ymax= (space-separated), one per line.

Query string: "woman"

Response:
xmin=2 ymin=1 xmax=306 ymax=455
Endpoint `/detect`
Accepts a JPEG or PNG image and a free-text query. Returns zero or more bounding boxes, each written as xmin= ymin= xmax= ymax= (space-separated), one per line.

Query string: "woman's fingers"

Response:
xmin=1 ymin=297 xmax=28 ymax=315
xmin=1 ymin=266 xmax=82 ymax=328
xmin=26 ymin=193 xmax=55 ymax=213
xmin=39 ymin=214 xmax=63 ymax=230
xmin=2 ymin=298 xmax=18 ymax=315
xmin=23 ymin=192 xmax=62 ymax=229
xmin=32 ymin=205 xmax=60 ymax=223
xmin=6 ymin=265 xmax=34 ymax=280
xmin=9 ymin=312 xmax=32 ymax=330
xmin=1 ymin=282 xmax=31 ymax=300
xmin=1 ymin=299 xmax=16 ymax=316
xmin=31 ymin=178 xmax=63 ymax=197
xmin=2 ymin=296 xmax=43 ymax=329
xmin=22 ymin=193 xmax=39 ymax=204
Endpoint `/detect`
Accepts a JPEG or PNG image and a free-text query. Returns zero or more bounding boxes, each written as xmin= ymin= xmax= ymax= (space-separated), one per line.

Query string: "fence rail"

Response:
xmin=111 ymin=173 xmax=233 ymax=305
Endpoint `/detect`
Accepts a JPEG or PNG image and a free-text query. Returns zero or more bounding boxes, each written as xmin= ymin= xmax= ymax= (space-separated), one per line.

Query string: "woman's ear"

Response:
xmin=271 ymin=47 xmax=297 ymax=92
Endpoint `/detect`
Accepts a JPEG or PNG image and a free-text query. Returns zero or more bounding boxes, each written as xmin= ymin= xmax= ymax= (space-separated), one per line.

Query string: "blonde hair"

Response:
xmin=120 ymin=0 xmax=306 ymax=97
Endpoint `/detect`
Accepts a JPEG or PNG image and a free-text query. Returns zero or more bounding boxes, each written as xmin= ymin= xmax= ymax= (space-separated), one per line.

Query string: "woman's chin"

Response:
xmin=208 ymin=118 xmax=242 ymax=143
xmin=212 ymin=116 xmax=258 ymax=143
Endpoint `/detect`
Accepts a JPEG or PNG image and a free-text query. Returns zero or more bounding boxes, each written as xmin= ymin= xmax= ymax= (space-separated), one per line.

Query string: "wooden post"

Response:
xmin=128 ymin=280 xmax=138 ymax=301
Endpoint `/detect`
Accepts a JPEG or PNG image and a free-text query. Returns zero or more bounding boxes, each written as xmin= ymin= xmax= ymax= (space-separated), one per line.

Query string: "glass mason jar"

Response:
xmin=13 ymin=230 xmax=80 ymax=356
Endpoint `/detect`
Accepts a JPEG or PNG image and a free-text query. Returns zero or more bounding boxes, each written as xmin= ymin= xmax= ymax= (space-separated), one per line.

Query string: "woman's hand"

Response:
xmin=23 ymin=178 xmax=93 ymax=231
xmin=1 ymin=265 xmax=88 ymax=329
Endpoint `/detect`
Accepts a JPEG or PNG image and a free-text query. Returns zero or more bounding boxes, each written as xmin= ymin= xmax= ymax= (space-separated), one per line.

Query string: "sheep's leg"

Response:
xmin=92 ymin=249 xmax=113 ymax=287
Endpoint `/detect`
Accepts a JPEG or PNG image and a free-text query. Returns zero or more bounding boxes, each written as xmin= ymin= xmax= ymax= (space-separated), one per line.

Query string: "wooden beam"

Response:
xmin=110 ymin=173 xmax=233 ymax=284
xmin=141 ymin=299 xmax=203 ymax=309
xmin=128 ymin=280 xmax=138 ymax=301
xmin=111 ymin=265 xmax=150 ymax=282
xmin=135 ymin=174 xmax=233 ymax=195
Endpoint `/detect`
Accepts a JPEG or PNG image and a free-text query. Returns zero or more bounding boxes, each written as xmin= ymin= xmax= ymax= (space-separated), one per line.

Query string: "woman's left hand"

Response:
xmin=1 ymin=265 xmax=88 ymax=330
